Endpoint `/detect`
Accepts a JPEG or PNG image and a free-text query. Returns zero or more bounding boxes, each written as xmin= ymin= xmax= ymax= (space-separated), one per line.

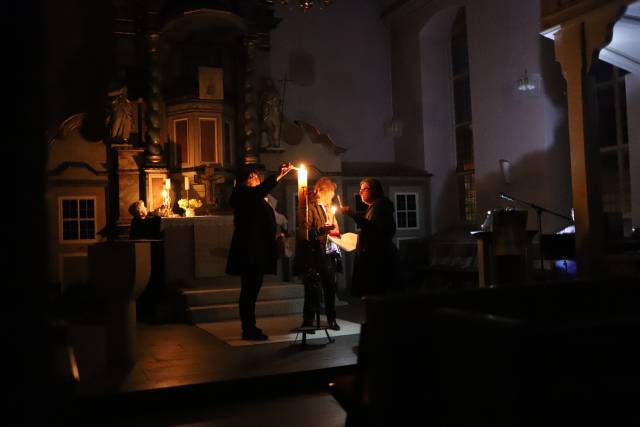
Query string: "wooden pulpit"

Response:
xmin=472 ymin=209 xmax=535 ymax=287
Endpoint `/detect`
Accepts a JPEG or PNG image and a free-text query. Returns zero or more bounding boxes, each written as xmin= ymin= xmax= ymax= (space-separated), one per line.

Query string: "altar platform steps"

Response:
xmin=182 ymin=279 xmax=305 ymax=323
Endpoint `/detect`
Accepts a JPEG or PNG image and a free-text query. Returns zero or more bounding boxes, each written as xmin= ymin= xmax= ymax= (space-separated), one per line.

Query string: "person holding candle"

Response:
xmin=338 ymin=178 xmax=399 ymax=297
xmin=225 ymin=162 xmax=295 ymax=340
xmin=296 ymin=177 xmax=343 ymax=331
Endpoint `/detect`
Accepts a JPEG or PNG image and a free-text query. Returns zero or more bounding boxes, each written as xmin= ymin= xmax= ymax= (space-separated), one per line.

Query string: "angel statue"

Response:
xmin=107 ymin=86 xmax=133 ymax=142
xmin=260 ymin=78 xmax=282 ymax=149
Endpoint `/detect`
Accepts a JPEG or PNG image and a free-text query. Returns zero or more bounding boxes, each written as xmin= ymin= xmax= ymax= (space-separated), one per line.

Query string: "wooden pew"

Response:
xmin=330 ymin=278 xmax=640 ymax=426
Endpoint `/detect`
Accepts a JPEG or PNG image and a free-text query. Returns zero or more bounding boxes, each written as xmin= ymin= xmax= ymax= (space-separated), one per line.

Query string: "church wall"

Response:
xmin=466 ymin=0 xmax=572 ymax=233
xmin=387 ymin=0 xmax=571 ymax=232
xmin=269 ymin=0 xmax=394 ymax=163
xmin=46 ymin=182 xmax=108 ymax=289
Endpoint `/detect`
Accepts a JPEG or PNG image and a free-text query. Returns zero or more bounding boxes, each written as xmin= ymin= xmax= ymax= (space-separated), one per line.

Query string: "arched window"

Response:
xmin=451 ymin=9 xmax=476 ymax=223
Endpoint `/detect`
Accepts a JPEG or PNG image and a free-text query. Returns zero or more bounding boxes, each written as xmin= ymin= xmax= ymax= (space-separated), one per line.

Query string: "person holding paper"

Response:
xmin=297 ymin=177 xmax=343 ymax=331
xmin=339 ymin=178 xmax=398 ymax=297
xmin=226 ymin=162 xmax=294 ymax=340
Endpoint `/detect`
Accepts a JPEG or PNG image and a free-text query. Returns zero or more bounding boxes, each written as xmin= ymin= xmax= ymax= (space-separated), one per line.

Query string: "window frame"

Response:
xmin=58 ymin=196 xmax=98 ymax=244
xmin=594 ymin=61 xmax=631 ymax=220
xmin=451 ymin=8 xmax=476 ymax=224
xmin=394 ymin=192 xmax=420 ymax=230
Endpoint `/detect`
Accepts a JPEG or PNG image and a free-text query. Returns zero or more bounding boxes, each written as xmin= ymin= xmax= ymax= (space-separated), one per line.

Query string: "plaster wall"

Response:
xmin=388 ymin=0 xmax=571 ymax=232
xmin=269 ymin=0 xmax=394 ymax=163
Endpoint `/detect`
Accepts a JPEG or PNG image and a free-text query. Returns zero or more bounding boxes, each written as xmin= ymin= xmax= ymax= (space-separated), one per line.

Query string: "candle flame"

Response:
xmin=331 ymin=205 xmax=337 ymax=214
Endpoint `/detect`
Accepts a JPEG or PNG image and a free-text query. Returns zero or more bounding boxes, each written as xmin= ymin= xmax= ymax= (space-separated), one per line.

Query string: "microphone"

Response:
xmin=499 ymin=192 xmax=514 ymax=201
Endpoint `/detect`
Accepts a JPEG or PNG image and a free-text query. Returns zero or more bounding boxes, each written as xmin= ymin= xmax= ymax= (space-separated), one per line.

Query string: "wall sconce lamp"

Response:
xmin=385 ymin=118 xmax=403 ymax=137
xmin=499 ymin=159 xmax=511 ymax=184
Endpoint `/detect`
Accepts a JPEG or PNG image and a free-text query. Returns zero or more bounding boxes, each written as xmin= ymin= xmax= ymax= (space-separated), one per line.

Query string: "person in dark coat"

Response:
xmin=296 ymin=177 xmax=343 ymax=331
xmin=339 ymin=178 xmax=399 ymax=297
xmin=226 ymin=162 xmax=294 ymax=340
xmin=129 ymin=200 xmax=161 ymax=239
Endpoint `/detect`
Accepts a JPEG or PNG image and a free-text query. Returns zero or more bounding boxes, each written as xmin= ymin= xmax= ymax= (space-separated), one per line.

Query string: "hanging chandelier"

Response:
xmin=279 ymin=0 xmax=334 ymax=12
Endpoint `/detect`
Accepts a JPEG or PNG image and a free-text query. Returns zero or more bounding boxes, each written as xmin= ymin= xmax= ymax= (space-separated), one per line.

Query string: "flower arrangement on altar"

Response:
xmin=178 ymin=198 xmax=203 ymax=210
xmin=178 ymin=198 xmax=203 ymax=217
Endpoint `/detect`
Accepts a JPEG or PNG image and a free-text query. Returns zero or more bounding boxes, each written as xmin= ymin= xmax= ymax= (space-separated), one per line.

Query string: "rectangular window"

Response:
xmin=593 ymin=60 xmax=631 ymax=231
xmin=394 ymin=193 xmax=419 ymax=229
xmin=174 ymin=119 xmax=188 ymax=163
xmin=60 ymin=197 xmax=96 ymax=242
xmin=457 ymin=173 xmax=476 ymax=223
xmin=200 ymin=118 xmax=218 ymax=163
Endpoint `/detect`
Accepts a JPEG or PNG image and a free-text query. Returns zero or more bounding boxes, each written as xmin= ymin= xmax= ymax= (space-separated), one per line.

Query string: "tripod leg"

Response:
xmin=325 ymin=329 xmax=334 ymax=343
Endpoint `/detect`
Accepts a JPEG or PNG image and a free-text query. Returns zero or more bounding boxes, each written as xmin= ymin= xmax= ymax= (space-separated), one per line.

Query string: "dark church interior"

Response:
xmin=12 ymin=0 xmax=640 ymax=425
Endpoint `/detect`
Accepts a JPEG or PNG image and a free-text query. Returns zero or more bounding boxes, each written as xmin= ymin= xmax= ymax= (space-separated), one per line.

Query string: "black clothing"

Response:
xmin=226 ymin=175 xmax=279 ymax=276
xmin=296 ymin=203 xmax=340 ymax=323
xmin=225 ymin=174 xmax=281 ymax=334
xmin=129 ymin=214 xmax=161 ymax=239
xmin=239 ymin=270 xmax=265 ymax=334
xmin=347 ymin=197 xmax=399 ymax=297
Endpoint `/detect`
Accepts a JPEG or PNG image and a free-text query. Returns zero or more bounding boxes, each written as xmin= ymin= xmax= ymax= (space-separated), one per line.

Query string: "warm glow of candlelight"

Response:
xmin=165 ymin=178 xmax=171 ymax=189
xmin=331 ymin=205 xmax=337 ymax=215
xmin=297 ymin=164 xmax=307 ymax=189
xmin=297 ymin=164 xmax=308 ymax=241
xmin=161 ymin=189 xmax=168 ymax=199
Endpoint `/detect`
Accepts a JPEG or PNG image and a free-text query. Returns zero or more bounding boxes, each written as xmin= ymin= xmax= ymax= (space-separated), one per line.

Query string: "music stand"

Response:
xmin=498 ymin=192 xmax=573 ymax=272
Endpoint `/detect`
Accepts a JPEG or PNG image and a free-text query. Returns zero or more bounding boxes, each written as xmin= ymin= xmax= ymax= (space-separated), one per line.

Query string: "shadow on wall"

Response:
xmin=432 ymin=141 xmax=572 ymax=234
xmin=473 ymin=142 xmax=573 ymax=235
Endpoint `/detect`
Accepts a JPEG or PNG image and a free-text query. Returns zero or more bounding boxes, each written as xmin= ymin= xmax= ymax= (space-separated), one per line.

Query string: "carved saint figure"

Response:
xmin=107 ymin=86 xmax=133 ymax=142
xmin=260 ymin=79 xmax=282 ymax=148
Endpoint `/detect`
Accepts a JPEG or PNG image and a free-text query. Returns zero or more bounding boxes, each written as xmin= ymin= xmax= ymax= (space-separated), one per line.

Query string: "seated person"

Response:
xmin=129 ymin=200 xmax=161 ymax=239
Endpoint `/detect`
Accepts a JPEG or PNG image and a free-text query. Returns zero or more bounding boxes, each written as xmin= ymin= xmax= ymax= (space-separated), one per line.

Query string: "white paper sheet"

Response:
xmin=328 ymin=232 xmax=358 ymax=252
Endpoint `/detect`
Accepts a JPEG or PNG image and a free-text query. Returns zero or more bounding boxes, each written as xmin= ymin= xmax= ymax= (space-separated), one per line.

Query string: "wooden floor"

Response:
xmin=57 ymin=303 xmax=365 ymax=426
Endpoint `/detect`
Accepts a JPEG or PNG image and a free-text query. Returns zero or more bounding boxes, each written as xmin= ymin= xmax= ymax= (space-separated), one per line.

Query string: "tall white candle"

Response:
xmin=184 ymin=176 xmax=190 ymax=190
xmin=297 ymin=164 xmax=308 ymax=241
xmin=165 ymin=178 xmax=171 ymax=189
xmin=297 ymin=164 xmax=307 ymax=189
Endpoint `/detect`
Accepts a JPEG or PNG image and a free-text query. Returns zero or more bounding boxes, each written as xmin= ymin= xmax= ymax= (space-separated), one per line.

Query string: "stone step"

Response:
xmin=183 ymin=283 xmax=304 ymax=306
xmin=188 ymin=298 xmax=305 ymax=323
xmin=182 ymin=275 xmax=288 ymax=290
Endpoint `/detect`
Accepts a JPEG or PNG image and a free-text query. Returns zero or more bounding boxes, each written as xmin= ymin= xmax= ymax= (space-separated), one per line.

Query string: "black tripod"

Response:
xmin=499 ymin=192 xmax=573 ymax=272
xmin=291 ymin=269 xmax=335 ymax=346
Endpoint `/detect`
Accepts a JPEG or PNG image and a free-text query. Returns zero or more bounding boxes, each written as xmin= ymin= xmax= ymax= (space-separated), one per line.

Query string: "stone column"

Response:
xmin=242 ymin=35 xmax=259 ymax=165
xmin=145 ymin=32 xmax=164 ymax=165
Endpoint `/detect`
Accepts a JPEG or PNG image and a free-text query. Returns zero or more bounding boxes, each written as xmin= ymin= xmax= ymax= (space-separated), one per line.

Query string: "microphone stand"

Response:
xmin=499 ymin=193 xmax=573 ymax=273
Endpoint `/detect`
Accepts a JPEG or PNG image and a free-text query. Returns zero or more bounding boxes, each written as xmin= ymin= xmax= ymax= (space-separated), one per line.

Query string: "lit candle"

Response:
xmin=297 ymin=164 xmax=308 ymax=241
xmin=297 ymin=164 xmax=307 ymax=189
xmin=184 ymin=176 xmax=190 ymax=190
xmin=165 ymin=178 xmax=171 ymax=189
xmin=331 ymin=205 xmax=337 ymax=216
xmin=161 ymin=189 xmax=168 ymax=199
